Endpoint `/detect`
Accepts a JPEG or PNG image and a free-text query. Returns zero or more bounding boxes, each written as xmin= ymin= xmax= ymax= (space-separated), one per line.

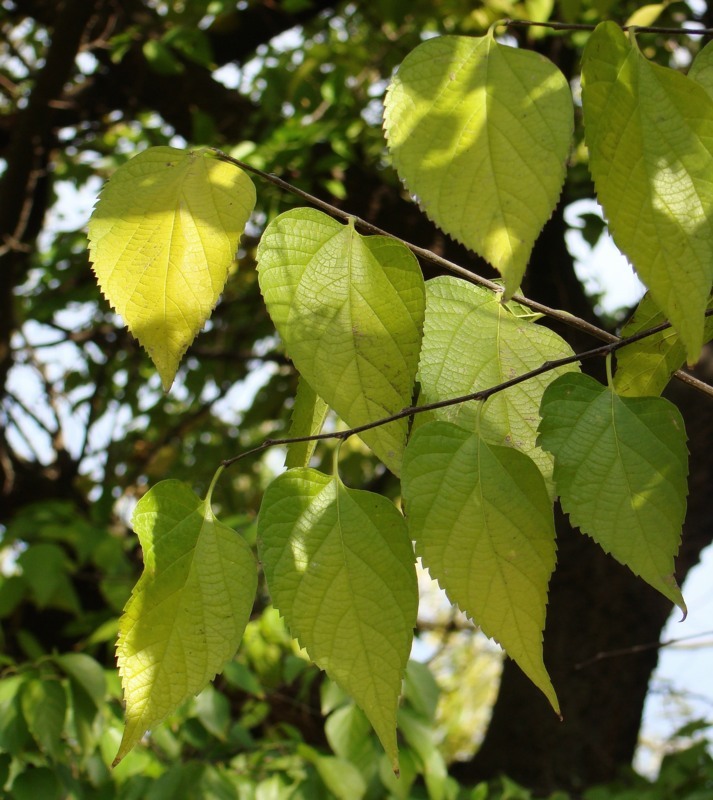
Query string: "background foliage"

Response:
xmin=1 ymin=0 xmax=712 ymax=797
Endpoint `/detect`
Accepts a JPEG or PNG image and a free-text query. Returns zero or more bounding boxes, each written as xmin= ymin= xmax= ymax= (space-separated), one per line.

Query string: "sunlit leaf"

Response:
xmin=257 ymin=468 xmax=418 ymax=769
xmin=115 ymin=479 xmax=257 ymax=764
xmin=384 ymin=33 xmax=573 ymax=296
xmin=89 ymin=147 xmax=256 ymax=390
xmin=257 ymin=209 xmax=424 ymax=474
xmin=402 ymin=422 xmax=559 ymax=712
xmin=416 ymin=276 xmax=578 ymax=495
xmin=539 ymin=372 xmax=687 ymax=612
xmin=582 ymin=22 xmax=713 ymax=361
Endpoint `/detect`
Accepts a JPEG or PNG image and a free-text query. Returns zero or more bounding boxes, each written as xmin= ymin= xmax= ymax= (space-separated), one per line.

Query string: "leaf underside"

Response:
xmin=89 ymin=146 xmax=256 ymax=390
xmin=384 ymin=33 xmax=573 ymax=296
xmin=115 ymin=480 xmax=257 ymax=765
xmin=581 ymin=22 xmax=713 ymax=362
xmin=538 ymin=372 xmax=687 ymax=613
xmin=257 ymin=469 xmax=418 ymax=770
xmin=614 ymin=293 xmax=713 ymax=397
xmin=257 ymin=208 xmax=425 ymax=475
xmin=402 ymin=421 xmax=559 ymax=713
xmin=415 ymin=276 xmax=579 ymax=496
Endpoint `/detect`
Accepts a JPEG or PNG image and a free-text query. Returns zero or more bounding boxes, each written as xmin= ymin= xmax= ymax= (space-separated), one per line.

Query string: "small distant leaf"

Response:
xmin=257 ymin=469 xmax=418 ymax=770
xmin=21 ymin=678 xmax=66 ymax=761
xmin=538 ymin=372 xmax=687 ymax=612
xmin=285 ymin=376 xmax=329 ymax=469
xmin=115 ymin=479 xmax=257 ymax=765
xmin=89 ymin=147 xmax=256 ymax=390
xmin=416 ymin=276 xmax=578 ymax=495
xmin=384 ymin=33 xmax=573 ymax=296
xmin=257 ymin=209 xmax=425 ymax=474
xmin=614 ymin=293 xmax=713 ymax=397
xmin=402 ymin=422 xmax=559 ymax=713
xmin=581 ymin=22 xmax=713 ymax=361
xmin=624 ymin=3 xmax=666 ymax=27
xmin=54 ymin=653 xmax=106 ymax=710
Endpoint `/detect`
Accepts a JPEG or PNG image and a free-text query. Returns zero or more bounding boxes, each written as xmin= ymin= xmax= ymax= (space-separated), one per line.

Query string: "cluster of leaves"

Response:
xmin=85 ymin=18 xmax=713 ymax=769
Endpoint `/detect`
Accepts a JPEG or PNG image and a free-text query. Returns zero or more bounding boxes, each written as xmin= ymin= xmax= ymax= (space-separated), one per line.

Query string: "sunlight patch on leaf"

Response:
xmin=384 ymin=33 xmax=573 ymax=296
xmin=581 ymin=23 xmax=713 ymax=362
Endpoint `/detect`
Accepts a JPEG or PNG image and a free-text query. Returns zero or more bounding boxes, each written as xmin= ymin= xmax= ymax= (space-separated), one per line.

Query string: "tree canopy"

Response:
xmin=1 ymin=1 xmax=712 ymax=798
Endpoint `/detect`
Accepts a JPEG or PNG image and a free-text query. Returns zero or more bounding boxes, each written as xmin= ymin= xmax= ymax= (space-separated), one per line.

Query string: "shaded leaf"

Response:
xmin=582 ymin=23 xmax=713 ymax=361
xmin=285 ymin=376 xmax=329 ymax=469
xmin=257 ymin=468 xmax=418 ymax=769
xmin=115 ymin=479 xmax=257 ymax=764
xmin=402 ymin=422 xmax=559 ymax=712
xmin=257 ymin=209 xmax=424 ymax=474
xmin=384 ymin=33 xmax=573 ymax=296
xmin=21 ymin=678 xmax=66 ymax=760
xmin=614 ymin=293 xmax=713 ymax=397
xmin=89 ymin=147 xmax=256 ymax=390
xmin=538 ymin=372 xmax=687 ymax=612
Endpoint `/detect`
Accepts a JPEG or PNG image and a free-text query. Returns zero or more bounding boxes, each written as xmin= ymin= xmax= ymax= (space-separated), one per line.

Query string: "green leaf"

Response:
xmin=581 ymin=22 xmax=713 ymax=362
xmin=384 ymin=33 xmax=573 ymax=296
xmin=325 ymin=704 xmax=377 ymax=774
xmin=10 ymin=768 xmax=64 ymax=800
xmin=0 ymin=676 xmax=31 ymax=753
xmin=257 ymin=209 xmax=424 ymax=474
xmin=538 ymin=372 xmax=687 ymax=612
xmin=54 ymin=653 xmax=107 ymax=751
xmin=89 ymin=147 xmax=256 ymax=390
xmin=402 ymin=422 xmax=559 ymax=712
xmin=54 ymin=653 xmax=106 ymax=710
xmin=257 ymin=468 xmax=418 ymax=769
xmin=614 ymin=293 xmax=713 ymax=397
xmin=285 ymin=376 xmax=329 ymax=470
xmin=688 ymin=40 xmax=713 ymax=101
xmin=115 ymin=479 xmax=257 ymax=765
xmin=21 ymin=678 xmax=67 ymax=760
xmin=416 ymin=276 xmax=578 ymax=495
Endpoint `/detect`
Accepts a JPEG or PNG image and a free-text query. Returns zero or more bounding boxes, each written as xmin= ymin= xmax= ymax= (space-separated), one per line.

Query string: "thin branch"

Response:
xmin=222 ymin=312 xmax=710 ymax=468
xmin=209 ymin=149 xmax=713 ymax=401
xmin=500 ymin=19 xmax=713 ymax=35
xmin=574 ymin=629 xmax=713 ymax=670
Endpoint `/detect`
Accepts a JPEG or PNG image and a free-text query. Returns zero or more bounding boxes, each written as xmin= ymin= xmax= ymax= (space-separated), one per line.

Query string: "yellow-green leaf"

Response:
xmin=115 ymin=479 xmax=257 ymax=765
xmin=384 ymin=33 xmax=573 ymax=297
xmin=538 ymin=372 xmax=687 ymax=612
xmin=89 ymin=147 xmax=256 ymax=390
xmin=581 ymin=23 xmax=713 ymax=362
xmin=257 ymin=209 xmax=425 ymax=475
xmin=614 ymin=293 xmax=713 ymax=397
xmin=402 ymin=422 xmax=559 ymax=713
xmin=688 ymin=39 xmax=713 ymax=100
xmin=416 ymin=276 xmax=578 ymax=496
xmin=285 ymin=376 xmax=329 ymax=470
xmin=257 ymin=469 xmax=418 ymax=770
